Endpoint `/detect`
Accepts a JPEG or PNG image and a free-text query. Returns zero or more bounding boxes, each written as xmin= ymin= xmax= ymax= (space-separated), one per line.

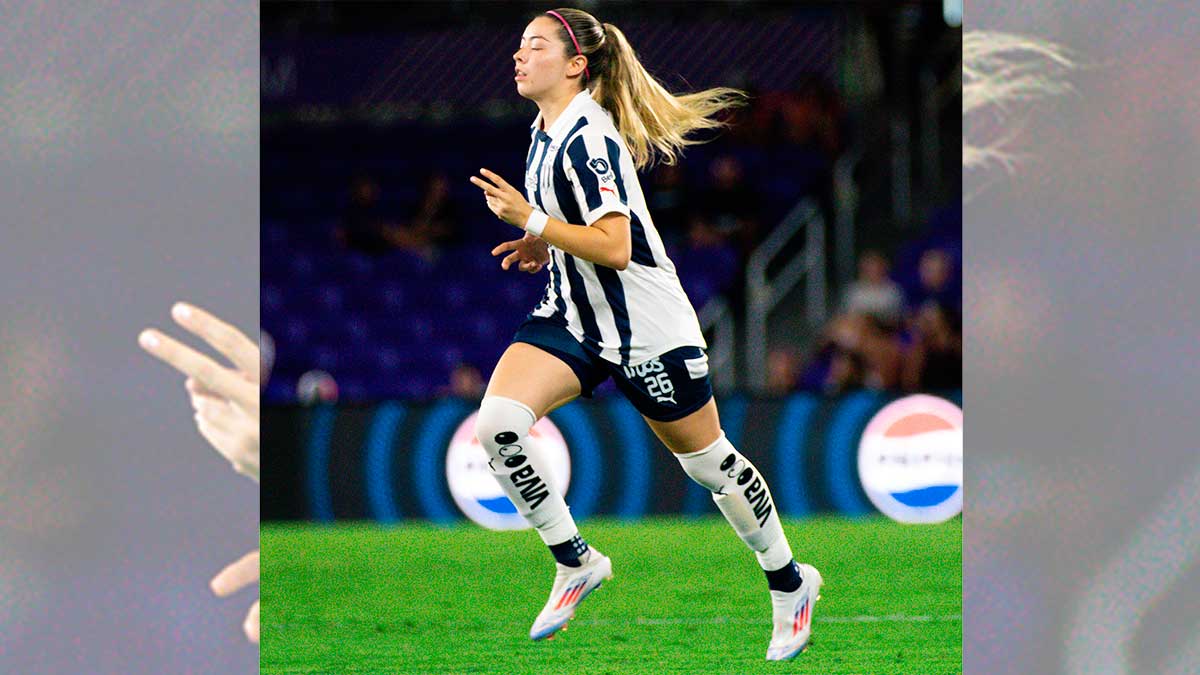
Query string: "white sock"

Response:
xmin=676 ymin=432 xmax=795 ymax=571
xmin=475 ymin=396 xmax=578 ymax=545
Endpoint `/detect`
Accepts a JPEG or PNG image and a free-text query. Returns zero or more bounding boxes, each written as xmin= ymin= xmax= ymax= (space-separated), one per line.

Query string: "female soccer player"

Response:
xmin=467 ymin=8 xmax=820 ymax=660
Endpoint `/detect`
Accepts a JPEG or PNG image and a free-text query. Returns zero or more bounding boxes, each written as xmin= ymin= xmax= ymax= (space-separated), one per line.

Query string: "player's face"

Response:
xmin=513 ymin=17 xmax=571 ymax=100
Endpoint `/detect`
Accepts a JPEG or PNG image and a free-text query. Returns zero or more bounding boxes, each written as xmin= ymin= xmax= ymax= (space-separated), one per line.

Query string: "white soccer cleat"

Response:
xmin=529 ymin=547 xmax=613 ymax=641
xmin=765 ymin=563 xmax=823 ymax=661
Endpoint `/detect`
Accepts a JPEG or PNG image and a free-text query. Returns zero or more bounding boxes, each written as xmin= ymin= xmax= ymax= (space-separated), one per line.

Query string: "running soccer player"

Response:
xmin=467 ymin=8 xmax=821 ymax=660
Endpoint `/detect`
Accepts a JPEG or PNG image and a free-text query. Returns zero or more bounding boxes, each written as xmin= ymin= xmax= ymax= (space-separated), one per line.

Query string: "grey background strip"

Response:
xmin=966 ymin=2 xmax=1200 ymax=674
xmin=0 ymin=1 xmax=259 ymax=672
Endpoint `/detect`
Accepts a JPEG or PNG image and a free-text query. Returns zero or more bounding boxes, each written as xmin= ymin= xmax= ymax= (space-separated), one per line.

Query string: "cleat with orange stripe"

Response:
xmin=765 ymin=563 xmax=823 ymax=661
xmin=529 ymin=547 xmax=612 ymax=641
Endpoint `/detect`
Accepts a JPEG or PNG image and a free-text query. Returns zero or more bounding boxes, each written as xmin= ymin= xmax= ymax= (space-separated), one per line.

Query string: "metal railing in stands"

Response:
xmin=834 ymin=141 xmax=865 ymax=288
xmin=920 ymin=61 xmax=960 ymax=209
xmin=745 ymin=198 xmax=827 ymax=392
xmin=697 ymin=297 xmax=735 ymax=394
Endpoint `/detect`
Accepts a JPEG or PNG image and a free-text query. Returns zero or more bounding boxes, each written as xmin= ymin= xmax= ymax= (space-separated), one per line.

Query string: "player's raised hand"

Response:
xmin=492 ymin=232 xmax=550 ymax=273
xmin=138 ymin=302 xmax=260 ymax=482
xmin=470 ymin=168 xmax=534 ymax=229
xmin=211 ymin=549 xmax=260 ymax=643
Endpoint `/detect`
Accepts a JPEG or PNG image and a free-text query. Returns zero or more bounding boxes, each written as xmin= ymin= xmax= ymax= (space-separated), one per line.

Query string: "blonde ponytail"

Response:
xmin=594 ymin=23 xmax=746 ymax=169
xmin=963 ymin=31 xmax=1073 ymax=169
xmin=544 ymin=8 xmax=746 ymax=170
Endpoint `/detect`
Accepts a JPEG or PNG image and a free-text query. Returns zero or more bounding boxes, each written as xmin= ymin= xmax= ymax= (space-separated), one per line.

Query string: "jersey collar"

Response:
xmin=530 ymin=89 xmax=595 ymax=142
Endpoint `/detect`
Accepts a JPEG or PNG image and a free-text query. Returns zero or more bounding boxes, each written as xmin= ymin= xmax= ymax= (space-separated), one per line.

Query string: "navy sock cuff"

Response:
xmin=765 ymin=560 xmax=802 ymax=592
xmin=549 ymin=534 xmax=589 ymax=567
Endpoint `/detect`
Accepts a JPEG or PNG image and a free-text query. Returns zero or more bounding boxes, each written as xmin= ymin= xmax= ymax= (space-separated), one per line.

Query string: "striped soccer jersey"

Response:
xmin=524 ymin=89 xmax=706 ymax=367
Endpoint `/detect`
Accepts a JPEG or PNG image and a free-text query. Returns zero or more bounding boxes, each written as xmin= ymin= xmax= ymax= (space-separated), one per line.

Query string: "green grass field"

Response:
xmin=262 ymin=516 xmax=961 ymax=675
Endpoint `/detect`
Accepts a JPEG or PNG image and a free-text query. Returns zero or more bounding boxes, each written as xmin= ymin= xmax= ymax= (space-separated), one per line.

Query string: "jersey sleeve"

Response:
xmin=563 ymin=127 xmax=631 ymax=226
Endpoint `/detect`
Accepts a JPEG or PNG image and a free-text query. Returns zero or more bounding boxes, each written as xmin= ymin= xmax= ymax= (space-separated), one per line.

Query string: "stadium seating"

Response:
xmin=262 ymin=122 xmax=827 ymax=401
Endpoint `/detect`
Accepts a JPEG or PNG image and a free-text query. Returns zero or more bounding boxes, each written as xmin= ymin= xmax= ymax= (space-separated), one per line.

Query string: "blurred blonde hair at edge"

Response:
xmin=962 ymin=31 xmax=1072 ymax=171
xmin=964 ymin=31 xmax=1196 ymax=675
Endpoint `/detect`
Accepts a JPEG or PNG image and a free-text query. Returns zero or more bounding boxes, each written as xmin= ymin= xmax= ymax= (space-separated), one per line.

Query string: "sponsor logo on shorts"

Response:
xmin=624 ymin=358 xmax=676 ymax=405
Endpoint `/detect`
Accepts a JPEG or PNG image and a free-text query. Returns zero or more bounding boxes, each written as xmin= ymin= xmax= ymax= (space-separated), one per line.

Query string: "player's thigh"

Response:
xmin=643 ymin=397 xmax=723 ymax=455
xmin=485 ymin=342 xmax=582 ymax=419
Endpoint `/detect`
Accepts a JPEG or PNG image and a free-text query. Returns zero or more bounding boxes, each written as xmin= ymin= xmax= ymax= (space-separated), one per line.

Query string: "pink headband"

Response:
xmin=545 ymin=10 xmax=589 ymax=81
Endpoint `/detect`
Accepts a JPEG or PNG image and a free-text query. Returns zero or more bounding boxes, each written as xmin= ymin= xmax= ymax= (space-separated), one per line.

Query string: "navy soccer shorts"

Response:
xmin=511 ymin=316 xmax=714 ymax=422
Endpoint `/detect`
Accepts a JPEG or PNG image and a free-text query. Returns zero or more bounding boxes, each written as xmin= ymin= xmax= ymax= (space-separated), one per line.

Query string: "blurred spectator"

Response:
xmin=903 ymin=301 xmax=962 ymax=392
xmin=685 ymin=210 xmax=727 ymax=250
xmin=797 ymin=343 xmax=833 ymax=393
xmin=909 ymin=248 xmax=960 ymax=312
xmin=335 ymin=173 xmax=398 ymax=255
xmin=826 ymin=345 xmax=867 ymax=394
xmin=446 ymin=363 xmax=485 ymax=400
xmin=765 ymin=347 xmax=802 ymax=395
xmin=823 ymin=313 xmax=903 ymax=392
xmin=749 ymin=78 xmax=844 ymax=157
xmin=391 ymin=171 xmax=461 ymax=261
xmin=724 ymin=84 xmax=769 ymax=146
xmin=334 ymin=172 xmax=461 ymax=261
xmin=670 ymin=209 xmax=740 ymax=310
xmin=699 ymin=155 xmax=761 ymax=252
xmin=783 ymin=76 xmax=843 ymax=156
xmin=840 ymin=249 xmax=904 ymax=327
xmin=647 ymin=163 xmax=689 ymax=244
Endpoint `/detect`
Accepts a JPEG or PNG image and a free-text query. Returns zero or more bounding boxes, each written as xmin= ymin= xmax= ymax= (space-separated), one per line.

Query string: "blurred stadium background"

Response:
xmin=260 ymin=2 xmax=961 ymax=671
xmin=0 ymin=2 xmax=258 ymax=671
xmin=261 ymin=0 xmax=961 ymax=522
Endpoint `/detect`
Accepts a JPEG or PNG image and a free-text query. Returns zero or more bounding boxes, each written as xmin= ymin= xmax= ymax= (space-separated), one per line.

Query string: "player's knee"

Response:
xmin=475 ymin=396 xmax=538 ymax=453
xmin=676 ymin=431 xmax=755 ymax=494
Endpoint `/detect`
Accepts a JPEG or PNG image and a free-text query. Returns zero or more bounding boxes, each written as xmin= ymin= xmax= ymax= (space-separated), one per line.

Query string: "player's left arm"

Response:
xmin=470 ymin=169 xmax=632 ymax=270
xmin=491 ymin=231 xmax=551 ymax=274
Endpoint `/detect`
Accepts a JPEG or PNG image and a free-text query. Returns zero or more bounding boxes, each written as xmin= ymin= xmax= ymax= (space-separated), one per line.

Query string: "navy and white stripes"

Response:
xmin=523 ymin=90 xmax=706 ymax=367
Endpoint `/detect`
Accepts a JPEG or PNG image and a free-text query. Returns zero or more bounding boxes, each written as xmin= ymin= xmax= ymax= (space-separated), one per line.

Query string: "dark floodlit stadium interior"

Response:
xmin=262 ymin=1 xmax=961 ymax=405
xmin=260 ymin=4 xmax=962 ymax=668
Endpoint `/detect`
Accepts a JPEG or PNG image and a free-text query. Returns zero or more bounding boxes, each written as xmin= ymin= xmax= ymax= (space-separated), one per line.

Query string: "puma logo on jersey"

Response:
xmin=600 ymin=186 xmax=616 ymax=195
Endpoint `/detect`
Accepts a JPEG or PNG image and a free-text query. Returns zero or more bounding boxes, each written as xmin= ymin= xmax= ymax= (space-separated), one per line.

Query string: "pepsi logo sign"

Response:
xmin=858 ymin=395 xmax=963 ymax=524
